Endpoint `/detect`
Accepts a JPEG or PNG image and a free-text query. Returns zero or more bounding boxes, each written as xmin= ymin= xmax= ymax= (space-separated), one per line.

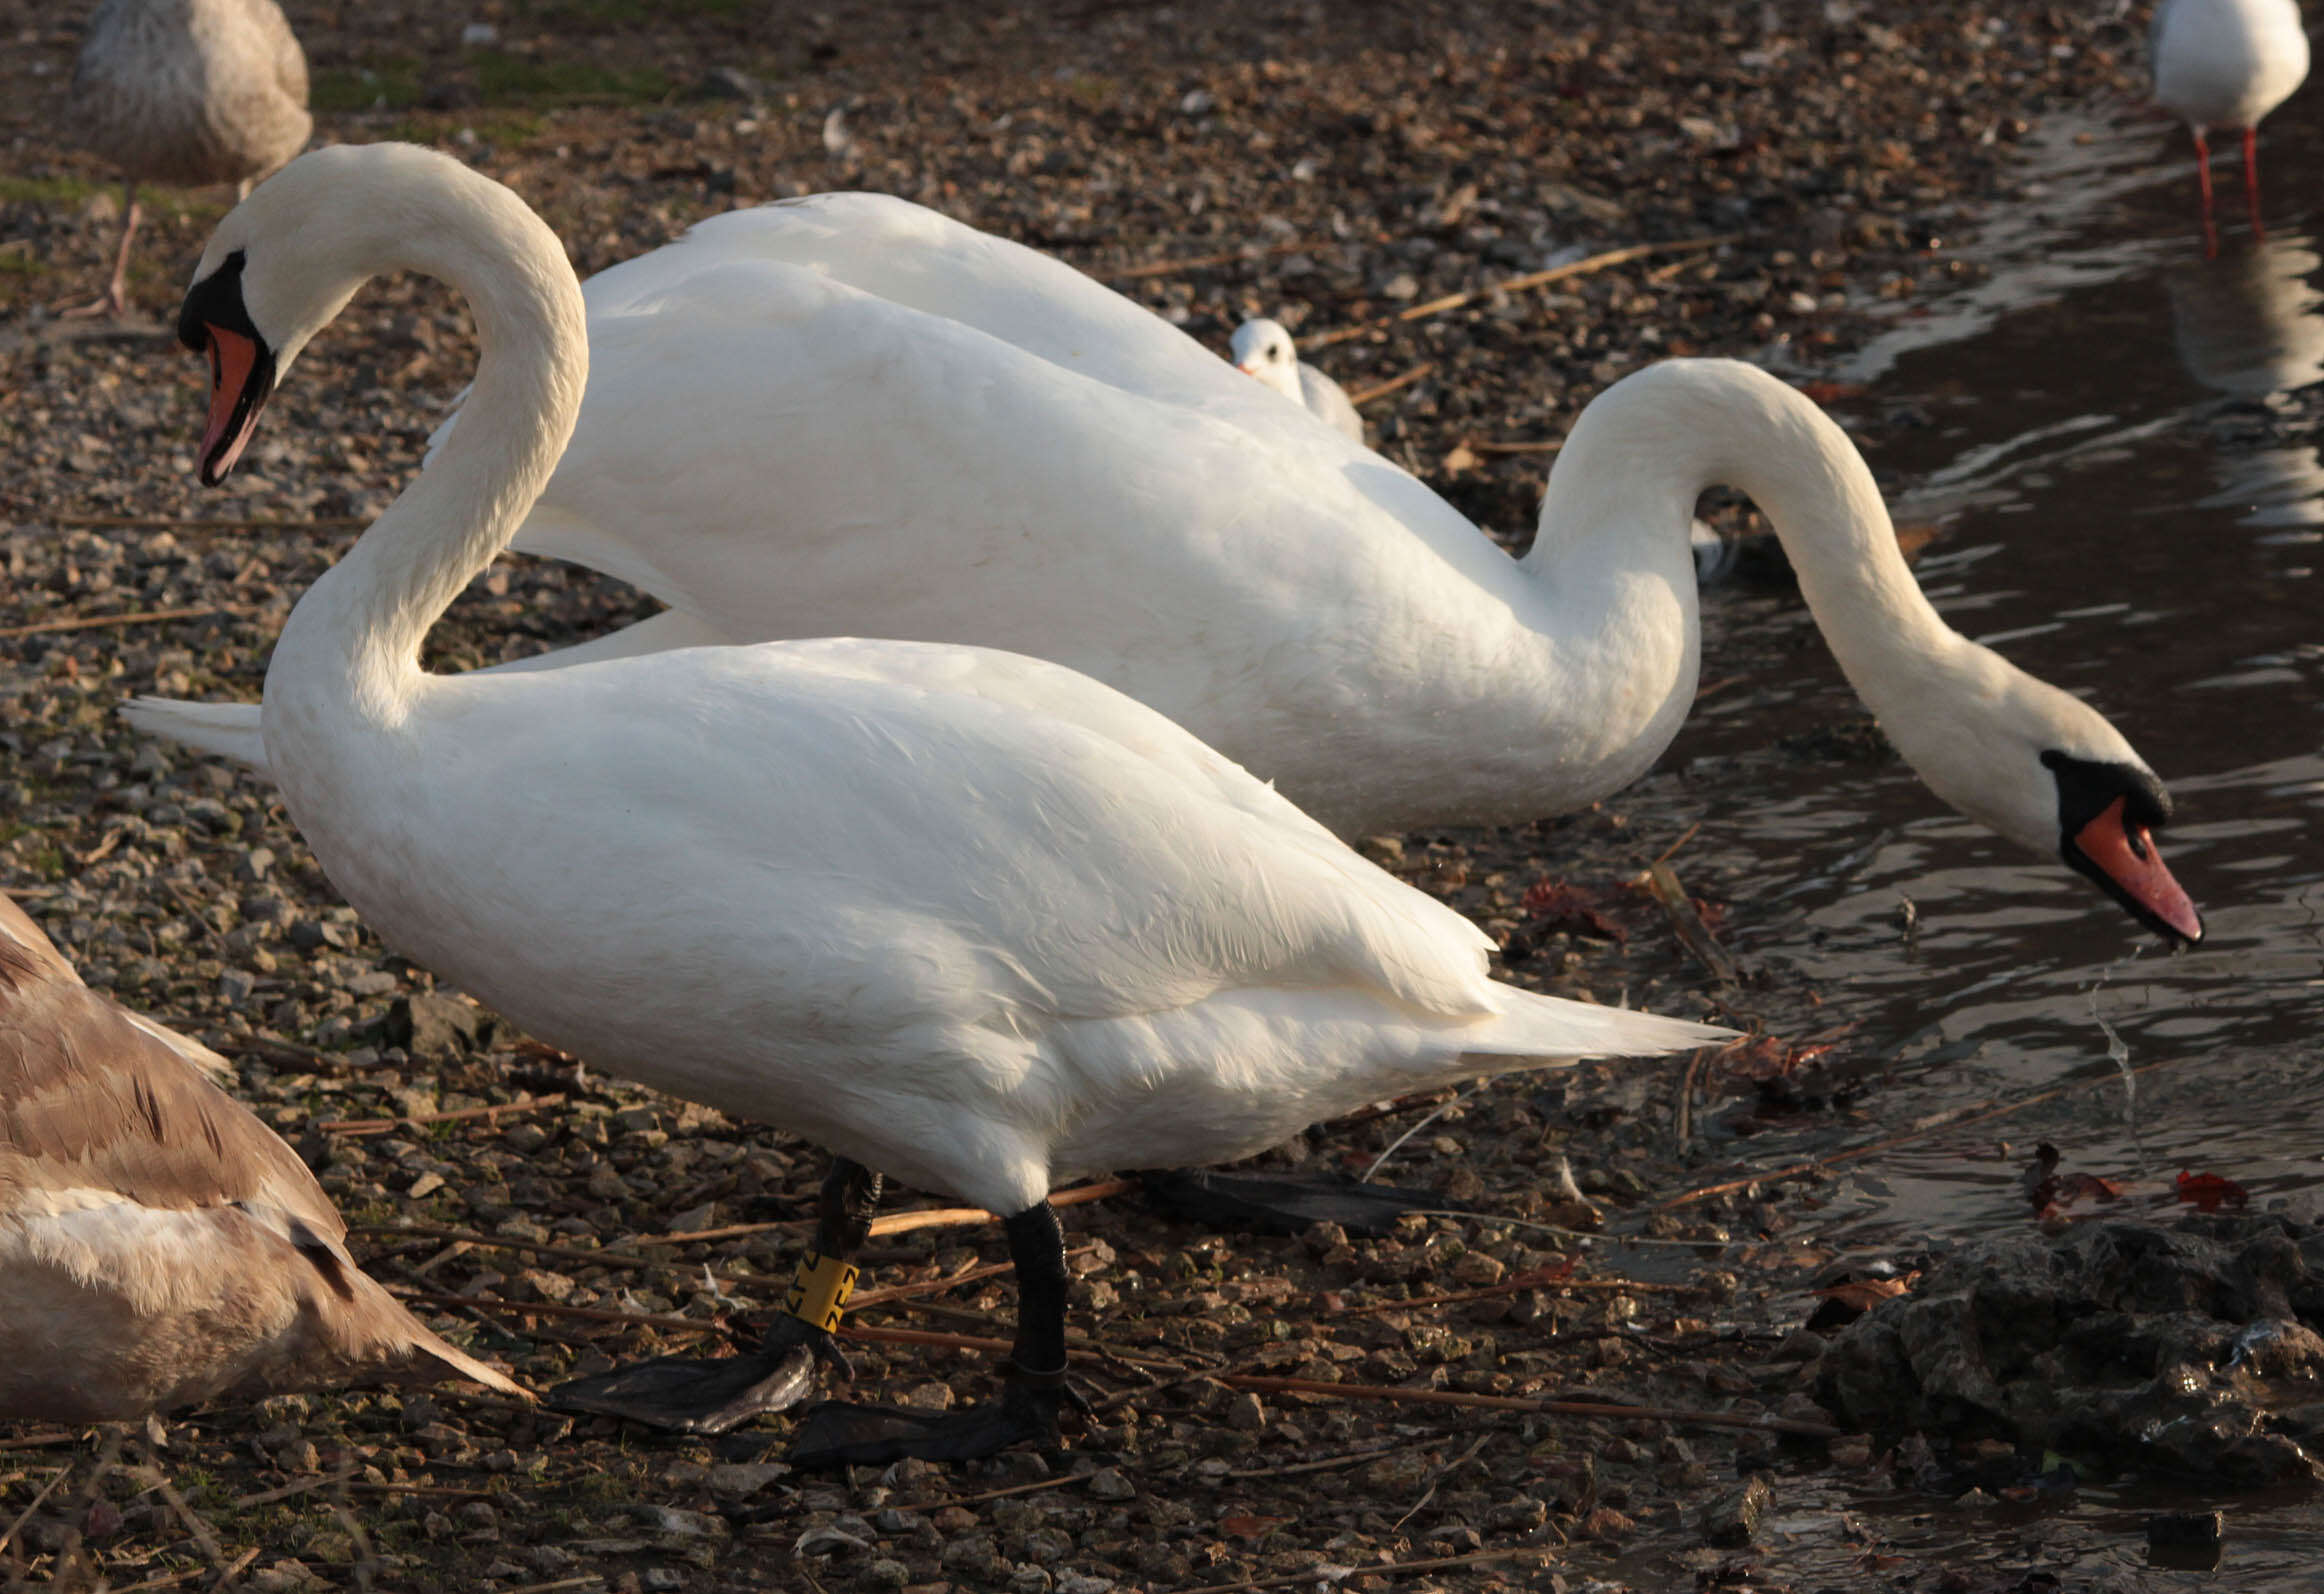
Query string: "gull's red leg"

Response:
xmin=2244 ymin=126 xmax=2267 ymax=241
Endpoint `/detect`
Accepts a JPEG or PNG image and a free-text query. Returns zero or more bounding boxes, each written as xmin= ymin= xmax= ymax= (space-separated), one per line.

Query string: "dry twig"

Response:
xmin=1346 ymin=362 xmax=1434 ymax=407
xmin=1106 ymin=239 xmax=1317 ymax=281
xmin=0 ymin=603 xmax=260 ymax=640
xmin=1637 ymin=861 xmax=1741 ymax=986
xmin=1306 ymin=233 xmax=1738 ymax=349
xmin=317 ymin=1093 xmax=567 ymax=1135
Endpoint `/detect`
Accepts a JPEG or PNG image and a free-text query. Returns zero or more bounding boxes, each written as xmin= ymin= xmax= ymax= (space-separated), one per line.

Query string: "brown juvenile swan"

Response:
xmin=0 ymin=889 xmax=525 ymax=1420
xmin=64 ymin=0 xmax=309 ymax=318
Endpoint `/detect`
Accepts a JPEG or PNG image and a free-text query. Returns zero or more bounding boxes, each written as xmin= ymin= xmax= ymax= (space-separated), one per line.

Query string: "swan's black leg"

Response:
xmin=789 ymin=1200 xmax=1086 ymax=1467
xmin=549 ymin=1158 xmax=883 ymax=1433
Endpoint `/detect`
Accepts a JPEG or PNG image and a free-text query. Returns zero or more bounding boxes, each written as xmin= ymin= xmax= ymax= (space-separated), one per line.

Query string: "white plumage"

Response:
xmin=132 ymin=188 xmax=2199 ymax=942
xmin=1229 ymin=316 xmax=1365 ymax=441
xmin=2151 ymin=0 xmax=2309 ymax=238
xmin=174 ymin=137 xmax=1727 ymax=1246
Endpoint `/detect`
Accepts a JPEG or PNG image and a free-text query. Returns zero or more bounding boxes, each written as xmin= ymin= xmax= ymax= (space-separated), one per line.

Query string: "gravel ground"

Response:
xmin=1 ymin=3 xmax=2166 ymax=1591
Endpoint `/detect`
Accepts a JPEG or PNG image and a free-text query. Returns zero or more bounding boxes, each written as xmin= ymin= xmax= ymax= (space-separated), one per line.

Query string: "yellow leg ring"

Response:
xmin=782 ymin=1250 xmax=860 ymax=1333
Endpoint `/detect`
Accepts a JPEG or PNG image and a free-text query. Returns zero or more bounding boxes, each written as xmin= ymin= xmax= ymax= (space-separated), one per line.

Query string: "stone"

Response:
xmin=387 ymin=990 xmax=486 ymax=1057
xmin=1084 ymin=1467 xmax=1136 ymax=1502
xmin=707 ymin=1462 xmax=787 ymax=1497
xmin=1698 ymin=1475 xmax=1772 ymax=1546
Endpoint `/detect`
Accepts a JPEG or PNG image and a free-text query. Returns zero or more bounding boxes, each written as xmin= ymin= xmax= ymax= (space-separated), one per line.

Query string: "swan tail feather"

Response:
xmin=1457 ymin=993 xmax=1732 ymax=1069
xmin=121 ymin=696 xmax=271 ymax=773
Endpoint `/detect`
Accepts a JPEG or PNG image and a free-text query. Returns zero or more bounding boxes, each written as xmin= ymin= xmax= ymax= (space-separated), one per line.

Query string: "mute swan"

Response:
xmin=129 ymin=192 xmax=2203 ymax=946
xmin=0 ymin=888 xmax=524 ymax=1419
xmin=1229 ymin=316 xmax=1365 ymax=441
xmin=64 ymin=0 xmax=309 ymax=319
xmin=2151 ymin=0 xmax=2309 ymax=243
xmin=169 ymin=143 xmax=1731 ymax=1460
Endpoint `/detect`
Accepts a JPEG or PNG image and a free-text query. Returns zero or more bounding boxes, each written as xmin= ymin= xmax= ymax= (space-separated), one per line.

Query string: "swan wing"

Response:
xmin=387 ymin=641 xmax=1505 ymax=1029
xmin=500 ymin=263 xmax=1522 ymax=729
xmin=579 ymin=193 xmax=1262 ymax=415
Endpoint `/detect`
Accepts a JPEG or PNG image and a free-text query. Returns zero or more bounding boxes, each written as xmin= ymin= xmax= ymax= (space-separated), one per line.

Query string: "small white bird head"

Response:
xmin=1229 ymin=317 xmax=1304 ymax=400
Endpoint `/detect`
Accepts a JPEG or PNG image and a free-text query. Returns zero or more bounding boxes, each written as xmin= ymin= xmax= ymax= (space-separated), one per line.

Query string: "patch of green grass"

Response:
xmin=311 ymin=62 xmax=428 ymax=113
xmin=28 ymin=846 xmax=65 ymax=882
xmin=468 ymin=49 xmax=671 ymax=105
xmin=1064 ymin=73 xmax=1119 ymax=109
xmin=0 ymin=175 xmax=103 ymax=206
xmin=382 ymin=111 xmax=548 ymax=148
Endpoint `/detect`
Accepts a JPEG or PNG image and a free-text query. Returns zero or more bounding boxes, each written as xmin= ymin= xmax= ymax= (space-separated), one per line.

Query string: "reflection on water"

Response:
xmin=2166 ymin=236 xmax=2324 ymax=397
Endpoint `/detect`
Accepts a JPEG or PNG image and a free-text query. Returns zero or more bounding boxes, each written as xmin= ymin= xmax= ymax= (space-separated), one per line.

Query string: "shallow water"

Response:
xmin=1599 ymin=79 xmax=2324 ymax=1590
xmin=1668 ymin=96 xmax=2324 ymax=1244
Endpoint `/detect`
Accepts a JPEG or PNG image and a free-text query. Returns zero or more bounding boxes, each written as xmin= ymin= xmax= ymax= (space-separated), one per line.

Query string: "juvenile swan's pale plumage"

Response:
xmin=0 ymin=890 xmax=524 ymax=1421
xmin=66 ymin=0 xmax=310 ymax=317
xmin=170 ymin=142 xmax=1730 ymax=1462
xmin=128 ymin=192 xmax=2202 ymax=945
xmin=1229 ymin=316 xmax=1365 ymax=441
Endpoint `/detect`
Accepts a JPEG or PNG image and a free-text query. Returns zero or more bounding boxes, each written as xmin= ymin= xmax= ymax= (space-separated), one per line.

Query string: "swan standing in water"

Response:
xmin=1229 ymin=316 xmax=1365 ymax=441
xmin=0 ymin=889 xmax=524 ymax=1419
xmin=131 ymin=191 xmax=2202 ymax=946
xmin=2151 ymin=0 xmax=2310 ymax=247
xmin=64 ymin=0 xmax=310 ymax=318
xmin=169 ymin=143 xmax=1732 ymax=1460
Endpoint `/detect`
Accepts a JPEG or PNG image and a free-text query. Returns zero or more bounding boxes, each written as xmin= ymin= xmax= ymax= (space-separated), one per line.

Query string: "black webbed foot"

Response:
xmin=788 ymin=1369 xmax=1080 ymax=1467
xmin=549 ymin=1335 xmax=826 ymax=1434
xmin=549 ymin=1344 xmax=819 ymax=1433
xmin=1138 ymin=1167 xmax=1467 ymax=1237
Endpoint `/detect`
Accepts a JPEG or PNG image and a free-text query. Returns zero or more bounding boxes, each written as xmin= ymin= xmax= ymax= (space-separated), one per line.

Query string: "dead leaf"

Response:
xmin=2175 ymin=1170 xmax=2250 ymax=1213
xmin=1218 ymin=1514 xmax=1285 ymax=1541
xmin=1519 ymin=878 xmax=1629 ymax=943
xmin=1441 ymin=441 xmax=1480 ymax=475
xmin=1812 ymin=1273 xmax=1917 ymax=1313
xmin=1714 ymin=1036 xmax=1834 ymax=1085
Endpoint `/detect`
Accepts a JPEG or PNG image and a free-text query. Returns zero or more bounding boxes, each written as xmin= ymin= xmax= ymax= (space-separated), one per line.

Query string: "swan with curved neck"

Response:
xmin=169 ymin=142 xmax=1732 ymax=1461
xmin=138 ymin=187 xmax=2201 ymax=945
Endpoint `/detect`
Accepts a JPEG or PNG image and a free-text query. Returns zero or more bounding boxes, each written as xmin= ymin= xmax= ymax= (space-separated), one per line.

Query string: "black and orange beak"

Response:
xmin=175 ymin=250 xmax=275 ymax=486
xmin=2066 ymin=796 xmax=2203 ymax=945
xmin=2045 ymin=749 xmax=2203 ymax=946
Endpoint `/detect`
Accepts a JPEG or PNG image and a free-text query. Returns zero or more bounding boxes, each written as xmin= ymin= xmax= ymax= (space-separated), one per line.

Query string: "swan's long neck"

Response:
xmin=1522 ymin=360 xmax=1967 ymax=739
xmin=267 ymin=170 xmax=586 ymax=730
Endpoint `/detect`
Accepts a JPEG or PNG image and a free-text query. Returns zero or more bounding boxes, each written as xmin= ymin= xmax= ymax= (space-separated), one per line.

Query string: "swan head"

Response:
xmin=176 ymin=144 xmax=509 ymax=485
xmin=1881 ymin=650 xmax=2203 ymax=946
xmin=1230 ymin=317 xmax=1302 ymax=398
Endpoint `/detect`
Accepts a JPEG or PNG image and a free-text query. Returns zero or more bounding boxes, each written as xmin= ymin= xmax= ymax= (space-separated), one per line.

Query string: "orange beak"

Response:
xmin=199 ymin=326 xmax=266 ymax=485
xmin=2073 ymin=796 xmax=2203 ymax=943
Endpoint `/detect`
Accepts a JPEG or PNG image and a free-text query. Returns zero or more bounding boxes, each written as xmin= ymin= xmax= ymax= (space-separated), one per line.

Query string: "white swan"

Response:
xmin=0 ymin=889 xmax=524 ymax=1419
xmin=129 ymin=191 xmax=2202 ymax=945
xmin=2151 ymin=0 xmax=2309 ymax=241
xmin=65 ymin=0 xmax=310 ymax=318
xmin=1229 ymin=316 xmax=1365 ymax=441
xmin=169 ymin=142 xmax=1731 ymax=1460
